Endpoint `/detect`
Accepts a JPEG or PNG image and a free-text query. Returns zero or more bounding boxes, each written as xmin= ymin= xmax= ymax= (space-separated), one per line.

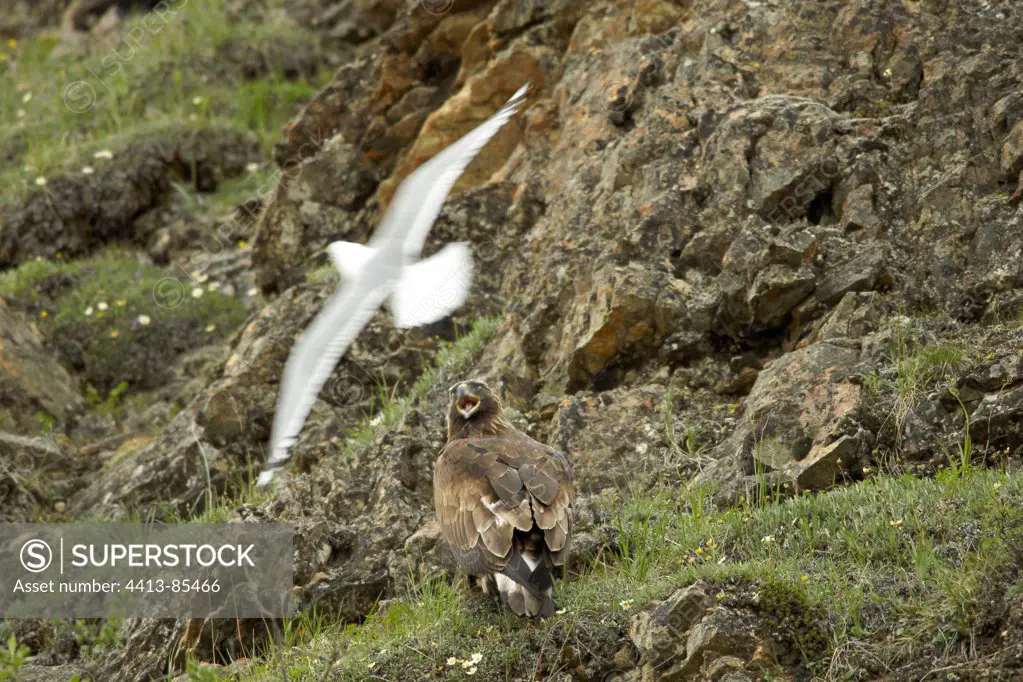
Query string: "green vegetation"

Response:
xmin=0 ymin=619 xmax=123 ymax=681
xmin=191 ymin=456 xmax=271 ymax=524
xmin=862 ymin=318 xmax=968 ymax=477
xmin=222 ymin=468 xmax=1021 ymax=680
xmin=0 ymin=0 xmax=329 ymax=207
xmin=662 ymin=387 xmax=713 ymax=467
xmin=305 ymin=263 xmax=338 ymax=286
xmin=0 ymin=636 xmax=29 ymax=681
xmin=75 ymin=618 xmax=125 ymax=661
xmin=0 ymin=248 xmax=246 ymax=393
xmin=888 ymin=318 xmax=963 ymax=435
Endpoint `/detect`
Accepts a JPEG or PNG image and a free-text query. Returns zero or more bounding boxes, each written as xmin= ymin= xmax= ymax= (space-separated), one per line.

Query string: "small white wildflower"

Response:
xmin=97 ymin=302 xmax=108 ymax=311
xmin=21 ymin=92 xmax=31 ymax=103
xmin=555 ymin=608 xmax=567 ymax=615
xmin=993 ymin=482 xmax=1002 ymax=490
xmin=35 ymin=176 xmax=46 ymax=186
xmin=446 ymin=657 xmax=459 ymax=666
xmin=619 ymin=599 xmax=633 ymax=610
xmin=192 ymin=96 xmax=204 ymax=105
xmin=84 ymin=306 xmax=94 ymax=316
xmin=246 ymin=162 xmax=259 ymax=173
xmin=761 ymin=535 xmax=775 ymax=544
xmin=466 ymin=667 xmax=478 ymax=676
xmin=137 ymin=314 xmax=152 ymax=326
xmin=194 ymin=272 xmax=209 ymax=283
xmin=246 ymin=287 xmax=260 ymax=297
xmin=207 ymin=281 xmax=220 ymax=291
xmin=82 ymin=166 xmax=94 ymax=175
xmin=205 ymin=323 xmax=216 ymax=332
xmin=471 ymin=653 xmax=483 ymax=664
xmin=191 ymin=287 xmax=204 ymax=299
xmin=93 ymin=149 xmax=114 ymax=160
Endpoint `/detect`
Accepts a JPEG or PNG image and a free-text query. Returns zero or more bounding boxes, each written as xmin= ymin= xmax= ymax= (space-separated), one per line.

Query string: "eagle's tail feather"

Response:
xmin=524 ymin=586 xmax=555 ymax=619
xmin=496 ymin=529 xmax=557 ymax=618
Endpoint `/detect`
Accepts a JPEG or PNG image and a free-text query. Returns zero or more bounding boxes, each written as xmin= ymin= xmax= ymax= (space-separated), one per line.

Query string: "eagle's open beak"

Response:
xmin=455 ymin=385 xmax=481 ymax=417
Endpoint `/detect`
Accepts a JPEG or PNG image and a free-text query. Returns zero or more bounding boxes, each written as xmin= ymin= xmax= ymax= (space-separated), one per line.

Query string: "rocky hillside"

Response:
xmin=1 ymin=0 xmax=1023 ymax=680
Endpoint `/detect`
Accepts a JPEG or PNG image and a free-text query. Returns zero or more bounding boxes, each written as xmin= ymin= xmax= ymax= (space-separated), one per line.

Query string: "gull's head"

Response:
xmin=446 ymin=379 xmax=505 ymax=439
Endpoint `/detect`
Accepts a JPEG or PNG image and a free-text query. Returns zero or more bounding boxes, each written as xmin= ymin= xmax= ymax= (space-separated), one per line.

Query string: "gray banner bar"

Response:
xmin=0 ymin=523 xmax=292 ymax=618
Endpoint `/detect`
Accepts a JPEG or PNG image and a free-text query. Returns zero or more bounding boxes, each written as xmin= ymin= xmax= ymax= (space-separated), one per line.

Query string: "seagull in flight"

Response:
xmin=257 ymin=84 xmax=530 ymax=487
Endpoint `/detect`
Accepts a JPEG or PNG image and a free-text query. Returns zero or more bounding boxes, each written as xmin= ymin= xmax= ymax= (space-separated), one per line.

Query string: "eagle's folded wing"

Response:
xmin=434 ymin=437 xmax=574 ymax=571
xmin=435 ymin=441 xmax=530 ymax=573
xmin=524 ymin=445 xmax=574 ymax=564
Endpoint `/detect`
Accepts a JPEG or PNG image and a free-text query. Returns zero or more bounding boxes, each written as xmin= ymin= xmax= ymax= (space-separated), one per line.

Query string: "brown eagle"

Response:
xmin=433 ymin=380 xmax=574 ymax=618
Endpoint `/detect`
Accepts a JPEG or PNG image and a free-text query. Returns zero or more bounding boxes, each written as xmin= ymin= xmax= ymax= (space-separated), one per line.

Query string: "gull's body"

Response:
xmin=257 ymin=84 xmax=530 ymax=487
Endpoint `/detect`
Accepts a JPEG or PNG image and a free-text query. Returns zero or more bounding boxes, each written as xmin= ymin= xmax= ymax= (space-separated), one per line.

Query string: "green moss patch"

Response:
xmin=0 ymin=249 xmax=245 ymax=393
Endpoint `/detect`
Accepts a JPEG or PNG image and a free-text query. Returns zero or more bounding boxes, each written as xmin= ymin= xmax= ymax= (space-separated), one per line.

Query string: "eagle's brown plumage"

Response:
xmin=434 ymin=380 xmax=573 ymax=618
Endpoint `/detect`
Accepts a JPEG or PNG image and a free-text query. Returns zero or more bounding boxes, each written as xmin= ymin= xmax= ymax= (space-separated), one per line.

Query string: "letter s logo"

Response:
xmin=20 ymin=539 xmax=52 ymax=573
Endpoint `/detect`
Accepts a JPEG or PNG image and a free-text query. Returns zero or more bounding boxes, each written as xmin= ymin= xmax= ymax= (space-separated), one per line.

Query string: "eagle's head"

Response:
xmin=446 ymin=379 xmax=509 ymax=440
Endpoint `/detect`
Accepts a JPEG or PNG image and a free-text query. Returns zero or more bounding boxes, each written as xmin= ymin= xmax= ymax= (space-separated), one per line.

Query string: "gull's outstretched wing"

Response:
xmin=390 ymin=242 xmax=473 ymax=328
xmin=258 ymin=275 xmax=392 ymax=487
xmin=372 ymin=83 xmax=530 ymax=259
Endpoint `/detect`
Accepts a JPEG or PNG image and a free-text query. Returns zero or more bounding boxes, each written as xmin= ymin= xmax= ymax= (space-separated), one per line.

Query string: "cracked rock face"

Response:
xmin=6 ymin=0 xmax=1023 ymax=679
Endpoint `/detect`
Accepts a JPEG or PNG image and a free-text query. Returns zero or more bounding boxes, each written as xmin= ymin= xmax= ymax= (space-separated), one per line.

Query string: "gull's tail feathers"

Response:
xmin=327 ymin=241 xmax=375 ymax=280
xmin=390 ymin=242 xmax=473 ymax=328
